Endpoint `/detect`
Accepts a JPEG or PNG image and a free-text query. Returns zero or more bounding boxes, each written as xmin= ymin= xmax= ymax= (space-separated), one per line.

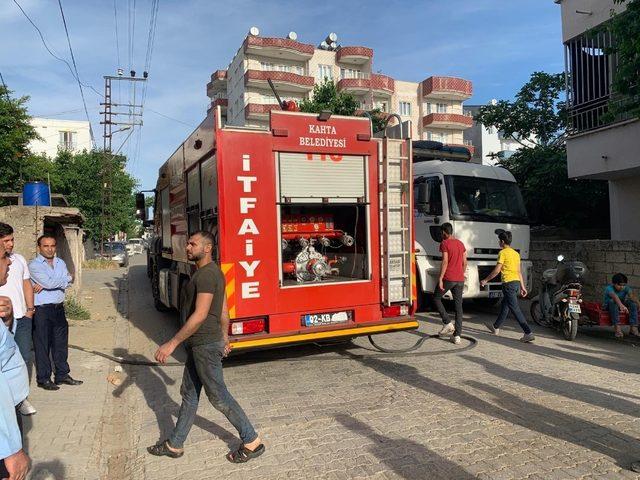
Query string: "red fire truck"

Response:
xmin=146 ymin=105 xmax=417 ymax=351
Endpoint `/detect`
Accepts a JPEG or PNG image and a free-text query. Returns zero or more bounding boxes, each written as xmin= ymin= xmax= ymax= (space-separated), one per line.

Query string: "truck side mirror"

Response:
xmin=135 ymin=193 xmax=147 ymax=221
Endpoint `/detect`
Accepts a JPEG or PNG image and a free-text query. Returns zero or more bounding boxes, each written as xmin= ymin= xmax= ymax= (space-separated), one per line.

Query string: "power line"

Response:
xmin=11 ymin=0 xmax=103 ymax=99
xmin=56 ymin=0 xmax=96 ymax=148
xmin=113 ymin=0 xmax=121 ymax=68
xmin=147 ymin=108 xmax=195 ymax=127
xmin=0 ymin=70 xmax=7 ymax=91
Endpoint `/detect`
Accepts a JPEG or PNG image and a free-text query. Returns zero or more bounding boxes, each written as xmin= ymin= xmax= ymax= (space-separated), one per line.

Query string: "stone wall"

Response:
xmin=530 ymin=240 xmax=640 ymax=300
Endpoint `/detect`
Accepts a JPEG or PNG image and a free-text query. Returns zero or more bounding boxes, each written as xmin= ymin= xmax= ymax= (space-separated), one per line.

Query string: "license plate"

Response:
xmin=568 ymin=303 xmax=581 ymax=313
xmin=488 ymin=291 xmax=503 ymax=299
xmin=303 ymin=311 xmax=349 ymax=327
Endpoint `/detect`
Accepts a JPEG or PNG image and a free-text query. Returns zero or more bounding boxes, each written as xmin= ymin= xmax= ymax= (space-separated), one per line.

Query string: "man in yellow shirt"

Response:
xmin=480 ymin=231 xmax=534 ymax=342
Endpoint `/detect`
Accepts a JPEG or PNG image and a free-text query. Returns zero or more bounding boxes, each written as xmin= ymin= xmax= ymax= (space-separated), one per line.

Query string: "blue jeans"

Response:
xmin=169 ymin=341 xmax=257 ymax=448
xmin=14 ymin=316 xmax=33 ymax=366
xmin=494 ymin=281 xmax=532 ymax=335
xmin=607 ymin=300 xmax=639 ymax=325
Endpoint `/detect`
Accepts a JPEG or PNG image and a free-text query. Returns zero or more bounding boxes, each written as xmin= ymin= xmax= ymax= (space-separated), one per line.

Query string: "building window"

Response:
xmin=399 ymin=101 xmax=412 ymax=116
xmin=59 ymin=131 xmax=76 ymax=150
xmin=426 ymin=103 xmax=432 ymax=114
xmin=340 ymin=68 xmax=363 ymax=79
xmin=317 ymin=64 xmax=333 ymax=80
xmin=427 ymin=131 xmax=446 ymax=143
xmin=261 ymin=61 xmax=274 ymax=71
xmin=436 ymin=103 xmax=447 ymax=113
xmin=564 ymin=29 xmax=620 ymax=133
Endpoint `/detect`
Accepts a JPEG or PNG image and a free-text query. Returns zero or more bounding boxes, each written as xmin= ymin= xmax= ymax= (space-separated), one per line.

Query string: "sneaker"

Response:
xmin=484 ymin=321 xmax=499 ymax=335
xmin=439 ymin=322 xmax=455 ymax=337
xmin=451 ymin=335 xmax=461 ymax=345
xmin=19 ymin=399 xmax=36 ymax=416
xmin=520 ymin=333 xmax=535 ymax=343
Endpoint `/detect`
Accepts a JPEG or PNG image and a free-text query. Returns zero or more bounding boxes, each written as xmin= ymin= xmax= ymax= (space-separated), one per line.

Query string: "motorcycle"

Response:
xmin=530 ymin=255 xmax=588 ymax=341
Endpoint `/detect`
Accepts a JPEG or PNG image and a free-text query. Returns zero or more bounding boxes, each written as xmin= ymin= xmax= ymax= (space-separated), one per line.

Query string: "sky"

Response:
xmin=0 ymin=0 xmax=563 ymax=190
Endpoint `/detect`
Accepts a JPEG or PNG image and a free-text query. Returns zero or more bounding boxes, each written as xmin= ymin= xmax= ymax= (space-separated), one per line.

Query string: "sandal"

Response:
xmin=226 ymin=443 xmax=265 ymax=463
xmin=147 ymin=440 xmax=184 ymax=458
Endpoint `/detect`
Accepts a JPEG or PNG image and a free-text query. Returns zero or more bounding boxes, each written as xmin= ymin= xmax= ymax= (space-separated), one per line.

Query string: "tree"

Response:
xmin=53 ymin=150 xmax=138 ymax=241
xmin=474 ymin=72 xmax=609 ymax=228
xmin=298 ymin=78 xmax=387 ymax=132
xmin=603 ymin=0 xmax=640 ymax=119
xmin=0 ymin=85 xmax=40 ymax=191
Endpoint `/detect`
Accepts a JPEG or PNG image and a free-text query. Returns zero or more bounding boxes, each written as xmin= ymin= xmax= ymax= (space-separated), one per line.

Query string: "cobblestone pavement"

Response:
xmin=120 ymin=257 xmax=640 ymax=480
xmin=21 ymin=256 xmax=640 ymax=479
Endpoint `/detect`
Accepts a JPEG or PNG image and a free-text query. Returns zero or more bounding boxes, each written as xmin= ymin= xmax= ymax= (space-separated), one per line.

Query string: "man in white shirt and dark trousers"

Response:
xmin=0 ymin=223 xmax=37 ymax=415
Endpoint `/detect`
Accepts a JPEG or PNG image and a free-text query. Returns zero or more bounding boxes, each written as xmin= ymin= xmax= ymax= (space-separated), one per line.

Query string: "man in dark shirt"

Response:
xmin=433 ymin=223 xmax=467 ymax=344
xmin=148 ymin=231 xmax=264 ymax=463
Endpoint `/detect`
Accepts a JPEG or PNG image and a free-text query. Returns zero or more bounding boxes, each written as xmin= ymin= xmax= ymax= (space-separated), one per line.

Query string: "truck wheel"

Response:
xmin=562 ymin=314 xmax=579 ymax=341
xmin=152 ymin=270 xmax=170 ymax=312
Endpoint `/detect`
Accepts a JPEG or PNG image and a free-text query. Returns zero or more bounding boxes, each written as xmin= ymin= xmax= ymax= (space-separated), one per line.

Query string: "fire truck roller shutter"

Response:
xmin=278 ymin=153 xmax=367 ymax=203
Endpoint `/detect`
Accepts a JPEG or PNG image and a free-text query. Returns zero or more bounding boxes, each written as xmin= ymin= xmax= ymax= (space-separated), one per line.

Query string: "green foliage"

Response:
xmin=473 ymin=72 xmax=566 ymax=147
xmin=52 ymin=150 xmax=139 ymax=242
xmin=0 ymin=85 xmax=40 ymax=191
xmin=64 ymin=295 xmax=91 ymax=320
xmin=475 ymin=71 xmax=609 ymax=228
xmin=299 ymin=78 xmax=359 ymax=116
xmin=604 ymin=0 xmax=640 ymax=119
xmin=298 ymin=78 xmax=389 ymax=133
xmin=498 ymin=147 xmax=609 ymax=228
xmin=83 ymin=258 xmax=118 ymax=270
xmin=0 ymin=84 xmax=139 ymax=241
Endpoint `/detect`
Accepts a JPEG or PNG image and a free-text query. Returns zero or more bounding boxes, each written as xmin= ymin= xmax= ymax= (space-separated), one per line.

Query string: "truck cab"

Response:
xmin=413 ymin=159 xmax=531 ymax=303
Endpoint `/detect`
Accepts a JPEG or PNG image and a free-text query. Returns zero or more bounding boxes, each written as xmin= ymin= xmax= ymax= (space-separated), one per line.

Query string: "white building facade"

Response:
xmin=464 ymin=104 xmax=536 ymax=166
xmin=556 ymin=0 xmax=640 ymax=240
xmin=206 ymin=31 xmax=474 ymax=149
xmin=29 ymin=118 xmax=92 ymax=158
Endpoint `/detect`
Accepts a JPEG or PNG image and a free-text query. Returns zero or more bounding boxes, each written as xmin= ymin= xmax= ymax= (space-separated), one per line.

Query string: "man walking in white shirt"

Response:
xmin=0 ymin=223 xmax=36 ymax=415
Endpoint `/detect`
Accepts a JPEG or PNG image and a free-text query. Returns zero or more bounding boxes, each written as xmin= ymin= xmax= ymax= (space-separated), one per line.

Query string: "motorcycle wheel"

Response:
xmin=562 ymin=313 xmax=579 ymax=341
xmin=530 ymin=301 xmax=551 ymax=327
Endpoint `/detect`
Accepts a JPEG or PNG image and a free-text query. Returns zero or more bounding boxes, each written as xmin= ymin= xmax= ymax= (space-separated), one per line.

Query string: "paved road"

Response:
xmin=119 ymin=256 xmax=640 ymax=480
xmin=21 ymin=255 xmax=640 ymax=479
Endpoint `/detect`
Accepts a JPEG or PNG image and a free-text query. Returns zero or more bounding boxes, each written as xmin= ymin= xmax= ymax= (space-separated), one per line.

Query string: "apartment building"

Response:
xmin=206 ymin=30 xmax=473 ymax=149
xmin=29 ymin=118 xmax=92 ymax=158
xmin=464 ymin=103 xmax=536 ymax=166
xmin=556 ymin=0 xmax=640 ymax=240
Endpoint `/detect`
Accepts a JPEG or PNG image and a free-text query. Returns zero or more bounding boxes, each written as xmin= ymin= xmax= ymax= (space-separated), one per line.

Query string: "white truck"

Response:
xmin=413 ymin=155 xmax=531 ymax=306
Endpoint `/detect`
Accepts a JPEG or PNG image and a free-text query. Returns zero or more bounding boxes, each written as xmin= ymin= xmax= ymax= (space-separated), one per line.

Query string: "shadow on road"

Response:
xmin=342 ymin=350 xmax=640 ymax=467
xmin=463 ymin=324 xmax=640 ymax=374
xmin=30 ymin=459 xmax=65 ymax=480
xmin=111 ymin=348 xmax=237 ymax=449
xmin=462 ymin=355 xmax=640 ymax=416
xmin=335 ymin=414 xmax=475 ymax=479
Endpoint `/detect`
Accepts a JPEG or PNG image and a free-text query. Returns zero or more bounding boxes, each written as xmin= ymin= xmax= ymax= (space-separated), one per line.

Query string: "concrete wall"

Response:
xmin=557 ymin=0 xmax=625 ymax=42
xmin=530 ymin=239 xmax=640 ymax=300
xmin=566 ymin=119 xmax=640 ymax=180
xmin=609 ymin=176 xmax=640 ymax=240
xmin=0 ymin=206 xmax=84 ymax=296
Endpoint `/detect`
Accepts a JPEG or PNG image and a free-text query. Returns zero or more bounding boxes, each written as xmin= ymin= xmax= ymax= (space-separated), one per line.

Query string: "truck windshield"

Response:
xmin=445 ymin=175 xmax=528 ymax=224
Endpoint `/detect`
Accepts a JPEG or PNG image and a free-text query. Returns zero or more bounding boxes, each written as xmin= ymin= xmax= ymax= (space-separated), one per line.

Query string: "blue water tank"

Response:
xmin=23 ymin=182 xmax=51 ymax=206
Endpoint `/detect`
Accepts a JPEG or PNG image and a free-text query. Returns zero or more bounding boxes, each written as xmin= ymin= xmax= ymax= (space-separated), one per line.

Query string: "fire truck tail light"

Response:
xmin=230 ymin=318 xmax=266 ymax=335
xmin=382 ymin=305 xmax=410 ymax=318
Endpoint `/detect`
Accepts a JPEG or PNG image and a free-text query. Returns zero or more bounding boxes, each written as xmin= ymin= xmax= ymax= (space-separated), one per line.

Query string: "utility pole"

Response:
xmin=99 ymin=73 xmax=146 ymax=252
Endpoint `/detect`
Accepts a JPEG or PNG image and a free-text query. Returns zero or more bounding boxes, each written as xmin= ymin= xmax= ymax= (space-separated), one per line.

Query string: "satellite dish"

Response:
xmin=320 ymin=41 xmax=329 ymax=50
xmin=327 ymin=32 xmax=338 ymax=42
xmin=249 ymin=26 xmax=260 ymax=36
xmin=330 ymin=42 xmax=337 ymax=50
xmin=287 ymin=31 xmax=298 ymax=40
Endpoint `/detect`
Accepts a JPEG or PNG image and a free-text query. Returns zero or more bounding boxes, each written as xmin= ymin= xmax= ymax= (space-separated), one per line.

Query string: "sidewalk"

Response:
xmin=23 ymin=267 xmax=130 ymax=480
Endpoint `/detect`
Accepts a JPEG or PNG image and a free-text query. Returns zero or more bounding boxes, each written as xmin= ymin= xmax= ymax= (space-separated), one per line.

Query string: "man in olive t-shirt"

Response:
xmin=148 ymin=231 xmax=265 ymax=463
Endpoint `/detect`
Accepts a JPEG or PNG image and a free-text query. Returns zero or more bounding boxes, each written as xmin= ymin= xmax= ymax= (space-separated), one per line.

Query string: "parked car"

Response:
xmin=126 ymin=238 xmax=145 ymax=255
xmin=99 ymin=242 xmax=129 ymax=267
